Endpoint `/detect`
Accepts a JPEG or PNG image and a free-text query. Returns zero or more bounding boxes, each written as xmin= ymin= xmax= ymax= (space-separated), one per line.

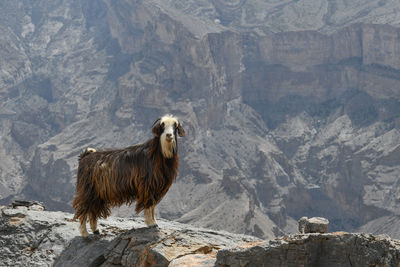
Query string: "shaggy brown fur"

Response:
xmin=72 ymin=115 xmax=185 ymax=237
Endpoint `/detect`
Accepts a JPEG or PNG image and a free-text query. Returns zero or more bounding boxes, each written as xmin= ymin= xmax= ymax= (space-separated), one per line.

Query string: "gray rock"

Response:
xmin=298 ymin=216 xmax=329 ymax=234
xmin=1 ymin=205 xmax=400 ymax=267
xmin=216 ymin=233 xmax=400 ymax=267
xmin=10 ymin=200 xmax=45 ymax=210
xmin=98 ymin=223 xmax=259 ymax=267
xmin=0 ymin=205 xmax=260 ymax=267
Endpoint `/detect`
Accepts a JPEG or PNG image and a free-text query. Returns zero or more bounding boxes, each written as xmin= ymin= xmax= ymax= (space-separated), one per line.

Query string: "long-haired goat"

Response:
xmin=72 ymin=115 xmax=185 ymax=237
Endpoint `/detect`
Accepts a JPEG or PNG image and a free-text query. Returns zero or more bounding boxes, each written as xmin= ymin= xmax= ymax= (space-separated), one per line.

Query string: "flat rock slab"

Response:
xmin=95 ymin=224 xmax=260 ymax=266
xmin=0 ymin=205 xmax=260 ymax=267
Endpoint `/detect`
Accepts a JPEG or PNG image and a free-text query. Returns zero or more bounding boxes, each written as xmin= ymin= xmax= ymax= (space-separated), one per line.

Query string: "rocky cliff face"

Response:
xmin=151 ymin=0 xmax=400 ymax=33
xmin=216 ymin=232 xmax=400 ymax=267
xmin=1 ymin=204 xmax=399 ymax=267
xmin=1 ymin=0 xmax=400 ymax=240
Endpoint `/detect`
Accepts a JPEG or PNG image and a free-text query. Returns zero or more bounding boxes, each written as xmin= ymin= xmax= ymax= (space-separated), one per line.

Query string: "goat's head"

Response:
xmin=152 ymin=115 xmax=185 ymax=158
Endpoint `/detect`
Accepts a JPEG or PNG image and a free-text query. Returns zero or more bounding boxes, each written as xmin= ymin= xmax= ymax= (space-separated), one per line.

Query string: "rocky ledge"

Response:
xmin=1 ymin=202 xmax=399 ymax=267
xmin=217 ymin=233 xmax=400 ymax=266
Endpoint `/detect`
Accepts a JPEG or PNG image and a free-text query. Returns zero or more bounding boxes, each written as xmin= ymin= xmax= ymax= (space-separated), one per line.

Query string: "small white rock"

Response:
xmin=29 ymin=204 xmax=45 ymax=211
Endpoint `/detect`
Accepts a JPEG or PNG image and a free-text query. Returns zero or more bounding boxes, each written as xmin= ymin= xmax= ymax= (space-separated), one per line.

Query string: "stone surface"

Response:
xmin=0 ymin=204 xmax=259 ymax=267
xmin=1 ymin=205 xmax=399 ymax=267
xmin=216 ymin=232 xmax=400 ymax=267
xmin=10 ymin=200 xmax=45 ymax=210
xmin=298 ymin=216 xmax=329 ymax=234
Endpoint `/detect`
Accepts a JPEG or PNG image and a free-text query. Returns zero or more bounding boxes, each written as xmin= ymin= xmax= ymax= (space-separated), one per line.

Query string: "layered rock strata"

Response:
xmin=1 ymin=204 xmax=400 ymax=267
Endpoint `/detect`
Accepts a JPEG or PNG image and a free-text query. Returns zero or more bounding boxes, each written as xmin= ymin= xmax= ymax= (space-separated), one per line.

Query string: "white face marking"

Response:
xmin=160 ymin=115 xmax=178 ymax=158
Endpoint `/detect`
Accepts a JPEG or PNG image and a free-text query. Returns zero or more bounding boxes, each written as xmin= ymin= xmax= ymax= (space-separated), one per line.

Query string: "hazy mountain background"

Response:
xmin=1 ymin=0 xmax=400 ymax=239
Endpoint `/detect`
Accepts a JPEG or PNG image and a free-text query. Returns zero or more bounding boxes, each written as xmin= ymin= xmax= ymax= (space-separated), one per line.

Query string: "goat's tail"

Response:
xmin=79 ymin=147 xmax=96 ymax=160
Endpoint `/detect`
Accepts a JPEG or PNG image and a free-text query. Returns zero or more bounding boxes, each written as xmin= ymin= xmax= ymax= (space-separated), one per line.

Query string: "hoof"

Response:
xmin=80 ymin=232 xmax=89 ymax=238
xmin=148 ymin=224 xmax=159 ymax=229
xmin=93 ymin=230 xmax=100 ymax=235
xmin=80 ymin=229 xmax=89 ymax=238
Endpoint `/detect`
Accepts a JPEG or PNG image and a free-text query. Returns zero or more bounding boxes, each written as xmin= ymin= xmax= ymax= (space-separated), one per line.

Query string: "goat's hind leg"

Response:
xmin=144 ymin=207 xmax=157 ymax=227
xmin=89 ymin=213 xmax=100 ymax=235
xmin=79 ymin=214 xmax=89 ymax=237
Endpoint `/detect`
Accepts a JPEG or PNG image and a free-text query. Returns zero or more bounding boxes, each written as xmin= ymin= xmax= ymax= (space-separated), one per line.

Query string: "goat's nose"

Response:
xmin=166 ymin=133 xmax=172 ymax=138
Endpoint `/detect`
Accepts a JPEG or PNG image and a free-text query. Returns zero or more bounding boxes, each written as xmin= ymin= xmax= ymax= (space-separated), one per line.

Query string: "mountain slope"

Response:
xmin=0 ymin=0 xmax=400 ymax=239
xmin=150 ymin=0 xmax=400 ymax=33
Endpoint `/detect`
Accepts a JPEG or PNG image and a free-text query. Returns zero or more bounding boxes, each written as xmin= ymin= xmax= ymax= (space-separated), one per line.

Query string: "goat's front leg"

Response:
xmin=79 ymin=214 xmax=89 ymax=237
xmin=144 ymin=207 xmax=157 ymax=227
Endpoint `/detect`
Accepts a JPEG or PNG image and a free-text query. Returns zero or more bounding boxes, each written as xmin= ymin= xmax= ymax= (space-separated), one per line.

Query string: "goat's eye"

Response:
xmin=161 ymin=122 xmax=165 ymax=128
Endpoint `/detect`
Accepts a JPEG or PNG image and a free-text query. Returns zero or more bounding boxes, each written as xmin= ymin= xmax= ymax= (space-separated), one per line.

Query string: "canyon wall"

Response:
xmin=0 ymin=0 xmax=400 ymax=238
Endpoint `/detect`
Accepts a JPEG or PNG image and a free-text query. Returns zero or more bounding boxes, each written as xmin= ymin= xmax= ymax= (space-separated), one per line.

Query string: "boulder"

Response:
xmin=298 ymin=216 xmax=329 ymax=234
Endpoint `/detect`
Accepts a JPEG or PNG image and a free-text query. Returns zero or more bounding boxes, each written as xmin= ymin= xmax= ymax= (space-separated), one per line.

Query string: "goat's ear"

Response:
xmin=152 ymin=118 xmax=162 ymax=137
xmin=177 ymin=122 xmax=185 ymax=137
